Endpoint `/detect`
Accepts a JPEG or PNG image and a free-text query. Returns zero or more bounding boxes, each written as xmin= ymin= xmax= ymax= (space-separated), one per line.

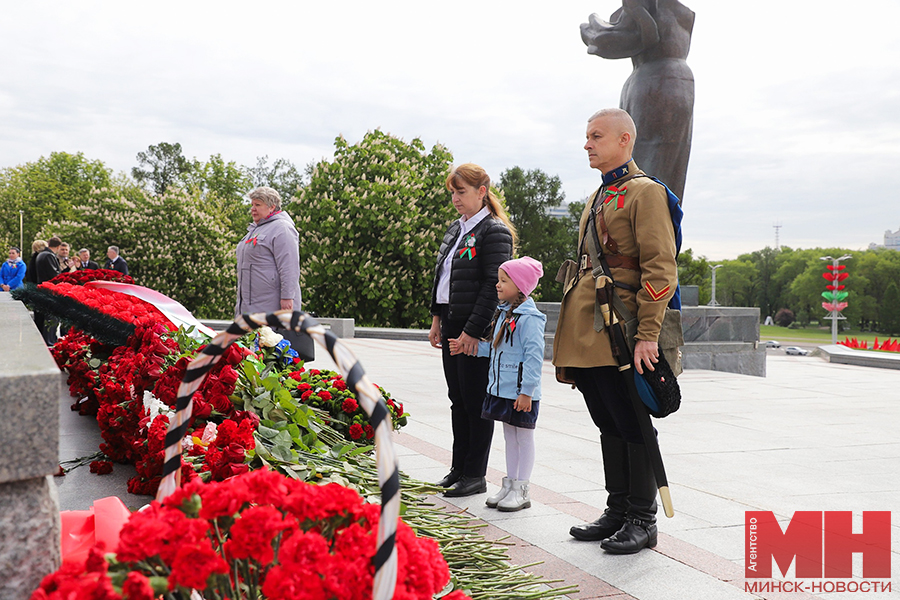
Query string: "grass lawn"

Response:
xmin=759 ymin=324 xmax=891 ymax=346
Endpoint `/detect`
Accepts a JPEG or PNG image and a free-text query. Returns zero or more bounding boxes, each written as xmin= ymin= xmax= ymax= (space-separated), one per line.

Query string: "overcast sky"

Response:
xmin=3 ymin=1 xmax=899 ymax=260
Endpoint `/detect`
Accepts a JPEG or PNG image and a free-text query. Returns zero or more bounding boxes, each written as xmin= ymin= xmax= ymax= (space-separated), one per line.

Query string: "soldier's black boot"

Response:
xmin=570 ymin=435 xmax=628 ymax=541
xmin=601 ymin=442 xmax=658 ymax=554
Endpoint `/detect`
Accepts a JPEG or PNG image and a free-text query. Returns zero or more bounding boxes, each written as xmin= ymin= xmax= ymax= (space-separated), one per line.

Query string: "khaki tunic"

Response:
xmin=553 ymin=162 xmax=678 ymax=368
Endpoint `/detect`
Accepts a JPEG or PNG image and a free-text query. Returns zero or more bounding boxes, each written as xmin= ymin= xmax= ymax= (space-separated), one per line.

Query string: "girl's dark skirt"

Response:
xmin=482 ymin=394 xmax=539 ymax=429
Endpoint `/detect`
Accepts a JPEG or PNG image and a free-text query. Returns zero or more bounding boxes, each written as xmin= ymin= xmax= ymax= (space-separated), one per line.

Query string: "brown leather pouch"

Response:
xmin=555 ymin=366 xmax=576 ymax=386
xmin=556 ymin=259 xmax=579 ymax=295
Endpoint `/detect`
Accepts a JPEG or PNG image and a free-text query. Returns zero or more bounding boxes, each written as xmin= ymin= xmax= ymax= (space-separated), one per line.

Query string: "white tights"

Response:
xmin=503 ymin=422 xmax=535 ymax=481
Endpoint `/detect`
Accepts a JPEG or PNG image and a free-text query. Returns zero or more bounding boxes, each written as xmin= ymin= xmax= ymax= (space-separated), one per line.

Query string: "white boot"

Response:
xmin=498 ymin=479 xmax=531 ymax=512
xmin=485 ymin=476 xmax=514 ymax=508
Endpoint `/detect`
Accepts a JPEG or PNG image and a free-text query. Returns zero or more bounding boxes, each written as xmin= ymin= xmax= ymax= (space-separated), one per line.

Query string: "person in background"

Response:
xmin=1 ymin=247 xmax=26 ymax=291
xmin=24 ymin=240 xmax=47 ymax=285
xmin=235 ymin=186 xmax=311 ymax=359
xmin=235 ymin=186 xmax=302 ymax=315
xmin=58 ymin=242 xmax=77 ymax=273
xmin=429 ymin=163 xmax=515 ymax=498
xmin=76 ymin=248 xmax=100 ymax=270
xmin=35 ymin=236 xmax=63 ymax=345
xmin=104 ymin=246 xmax=129 ymax=275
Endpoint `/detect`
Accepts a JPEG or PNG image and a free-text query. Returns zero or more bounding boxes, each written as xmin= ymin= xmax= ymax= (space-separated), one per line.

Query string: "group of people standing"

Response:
xmin=429 ymin=107 xmax=679 ymax=556
xmin=10 ymin=237 xmax=129 ymax=345
xmin=10 ymin=105 xmax=676 ymax=557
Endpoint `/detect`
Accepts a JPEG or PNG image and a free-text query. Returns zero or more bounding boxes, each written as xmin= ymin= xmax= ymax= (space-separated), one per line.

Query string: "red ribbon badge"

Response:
xmin=458 ymin=233 xmax=477 ymax=260
xmin=603 ymin=185 xmax=627 ymax=210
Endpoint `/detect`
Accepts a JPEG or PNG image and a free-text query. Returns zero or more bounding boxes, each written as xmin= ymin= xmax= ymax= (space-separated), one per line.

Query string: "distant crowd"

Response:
xmin=2 ymin=237 xmax=128 ymax=345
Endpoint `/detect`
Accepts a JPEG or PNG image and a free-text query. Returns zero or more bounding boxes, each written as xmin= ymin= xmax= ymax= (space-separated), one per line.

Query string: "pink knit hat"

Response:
xmin=500 ymin=256 xmax=544 ymax=297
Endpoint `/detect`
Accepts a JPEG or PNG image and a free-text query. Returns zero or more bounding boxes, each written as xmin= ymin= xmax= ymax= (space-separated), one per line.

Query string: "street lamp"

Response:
xmin=820 ymin=254 xmax=852 ymax=344
xmin=708 ymin=264 xmax=723 ymax=306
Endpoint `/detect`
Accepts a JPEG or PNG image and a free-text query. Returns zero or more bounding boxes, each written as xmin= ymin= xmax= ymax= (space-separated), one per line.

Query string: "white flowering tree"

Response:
xmin=0 ymin=151 xmax=112 ymax=252
xmin=290 ymin=130 xmax=455 ymax=327
xmin=42 ymin=183 xmax=237 ymax=319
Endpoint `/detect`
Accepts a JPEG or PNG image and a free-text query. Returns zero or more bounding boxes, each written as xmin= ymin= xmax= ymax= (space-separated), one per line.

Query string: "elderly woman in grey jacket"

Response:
xmin=235 ymin=187 xmax=302 ymax=316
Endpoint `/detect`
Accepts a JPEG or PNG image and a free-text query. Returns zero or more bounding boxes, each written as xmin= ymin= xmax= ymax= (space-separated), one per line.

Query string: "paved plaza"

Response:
xmin=57 ymin=340 xmax=900 ymax=600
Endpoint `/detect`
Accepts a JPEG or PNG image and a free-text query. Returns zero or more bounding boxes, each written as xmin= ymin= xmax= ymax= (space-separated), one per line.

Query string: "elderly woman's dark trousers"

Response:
xmin=440 ymin=310 xmax=493 ymax=478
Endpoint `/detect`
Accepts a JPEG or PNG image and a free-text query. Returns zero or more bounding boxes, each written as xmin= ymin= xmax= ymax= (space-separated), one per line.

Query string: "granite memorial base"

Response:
xmin=0 ymin=293 xmax=63 ymax=599
xmin=681 ymin=306 xmax=765 ymax=377
xmin=536 ymin=302 xmax=764 ymax=377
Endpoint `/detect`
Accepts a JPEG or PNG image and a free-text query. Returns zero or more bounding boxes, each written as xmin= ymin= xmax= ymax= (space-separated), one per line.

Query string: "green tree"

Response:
xmin=497 ymin=167 xmax=577 ymax=301
xmin=248 ymin=156 xmax=306 ymax=204
xmin=291 ymin=130 xmax=455 ymax=327
xmin=0 ymin=152 xmax=112 ymax=252
xmin=132 ymin=142 xmax=194 ymax=195
xmin=715 ymin=259 xmax=758 ymax=306
xmin=188 ymin=154 xmax=253 ymax=241
xmin=676 ymin=248 xmax=711 ymax=304
xmin=879 ymin=281 xmax=900 ymax=336
xmin=743 ymin=246 xmax=780 ymax=320
xmin=42 ymin=183 xmax=236 ymax=319
xmin=786 ymin=262 xmax=827 ymax=326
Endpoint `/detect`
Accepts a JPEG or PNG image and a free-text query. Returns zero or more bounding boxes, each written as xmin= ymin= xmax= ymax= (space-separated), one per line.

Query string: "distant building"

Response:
xmin=871 ymin=227 xmax=900 ymax=251
xmin=886 ymin=227 xmax=900 ymax=251
xmin=547 ymin=205 xmax=570 ymax=219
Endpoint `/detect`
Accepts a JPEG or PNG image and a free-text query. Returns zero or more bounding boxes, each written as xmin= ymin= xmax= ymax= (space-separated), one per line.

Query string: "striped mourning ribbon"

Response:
xmin=155 ymin=310 xmax=400 ymax=600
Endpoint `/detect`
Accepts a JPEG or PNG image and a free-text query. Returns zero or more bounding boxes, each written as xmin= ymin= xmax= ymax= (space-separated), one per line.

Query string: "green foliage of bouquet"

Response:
xmin=292 ymin=130 xmax=456 ymax=328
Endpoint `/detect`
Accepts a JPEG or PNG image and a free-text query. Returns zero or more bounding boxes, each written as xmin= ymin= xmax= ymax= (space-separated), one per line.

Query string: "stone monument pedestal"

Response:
xmin=681 ymin=306 xmax=765 ymax=377
xmin=0 ymin=293 xmax=63 ymax=597
xmin=536 ymin=301 xmax=765 ymax=377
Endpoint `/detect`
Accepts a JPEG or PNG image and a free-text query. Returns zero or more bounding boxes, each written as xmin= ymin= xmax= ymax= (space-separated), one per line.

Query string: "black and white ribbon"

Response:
xmin=155 ymin=310 xmax=400 ymax=600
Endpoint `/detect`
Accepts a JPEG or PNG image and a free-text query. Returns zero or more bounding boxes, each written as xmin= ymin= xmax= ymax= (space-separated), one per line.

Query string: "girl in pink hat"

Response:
xmin=451 ymin=256 xmax=546 ymax=511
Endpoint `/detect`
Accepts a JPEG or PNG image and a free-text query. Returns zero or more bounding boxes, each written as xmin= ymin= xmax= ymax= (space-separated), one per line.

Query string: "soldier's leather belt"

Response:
xmin=580 ymin=254 xmax=640 ymax=272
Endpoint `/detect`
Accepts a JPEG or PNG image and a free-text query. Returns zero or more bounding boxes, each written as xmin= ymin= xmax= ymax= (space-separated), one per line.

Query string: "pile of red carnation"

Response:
xmin=32 ymin=469 xmax=472 ymax=600
xmin=49 ymin=269 xmax=134 ymax=286
xmin=48 ymin=279 xmax=252 ymax=495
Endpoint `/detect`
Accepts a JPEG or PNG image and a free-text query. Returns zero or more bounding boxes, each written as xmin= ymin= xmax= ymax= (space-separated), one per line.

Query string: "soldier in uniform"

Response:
xmin=554 ymin=108 xmax=677 ymax=554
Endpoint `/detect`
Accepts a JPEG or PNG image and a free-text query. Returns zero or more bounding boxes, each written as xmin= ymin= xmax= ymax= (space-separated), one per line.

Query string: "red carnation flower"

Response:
xmin=341 ymin=398 xmax=358 ymax=414
xmin=349 ymin=423 xmax=364 ymax=440
xmin=224 ymin=505 xmax=290 ymax=564
xmin=318 ymin=390 xmax=332 ymax=401
xmin=89 ymin=460 xmax=113 ymax=475
xmin=122 ymin=572 xmax=155 ymax=600
xmin=169 ymin=542 xmax=229 ymax=589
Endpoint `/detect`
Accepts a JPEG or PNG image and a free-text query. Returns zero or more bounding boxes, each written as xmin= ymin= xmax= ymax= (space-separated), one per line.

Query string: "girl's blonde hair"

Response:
xmin=446 ymin=163 xmax=518 ymax=249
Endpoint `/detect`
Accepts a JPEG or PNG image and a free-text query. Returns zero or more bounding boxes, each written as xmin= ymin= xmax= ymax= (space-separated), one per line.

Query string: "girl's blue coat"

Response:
xmin=477 ymin=297 xmax=546 ymax=401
